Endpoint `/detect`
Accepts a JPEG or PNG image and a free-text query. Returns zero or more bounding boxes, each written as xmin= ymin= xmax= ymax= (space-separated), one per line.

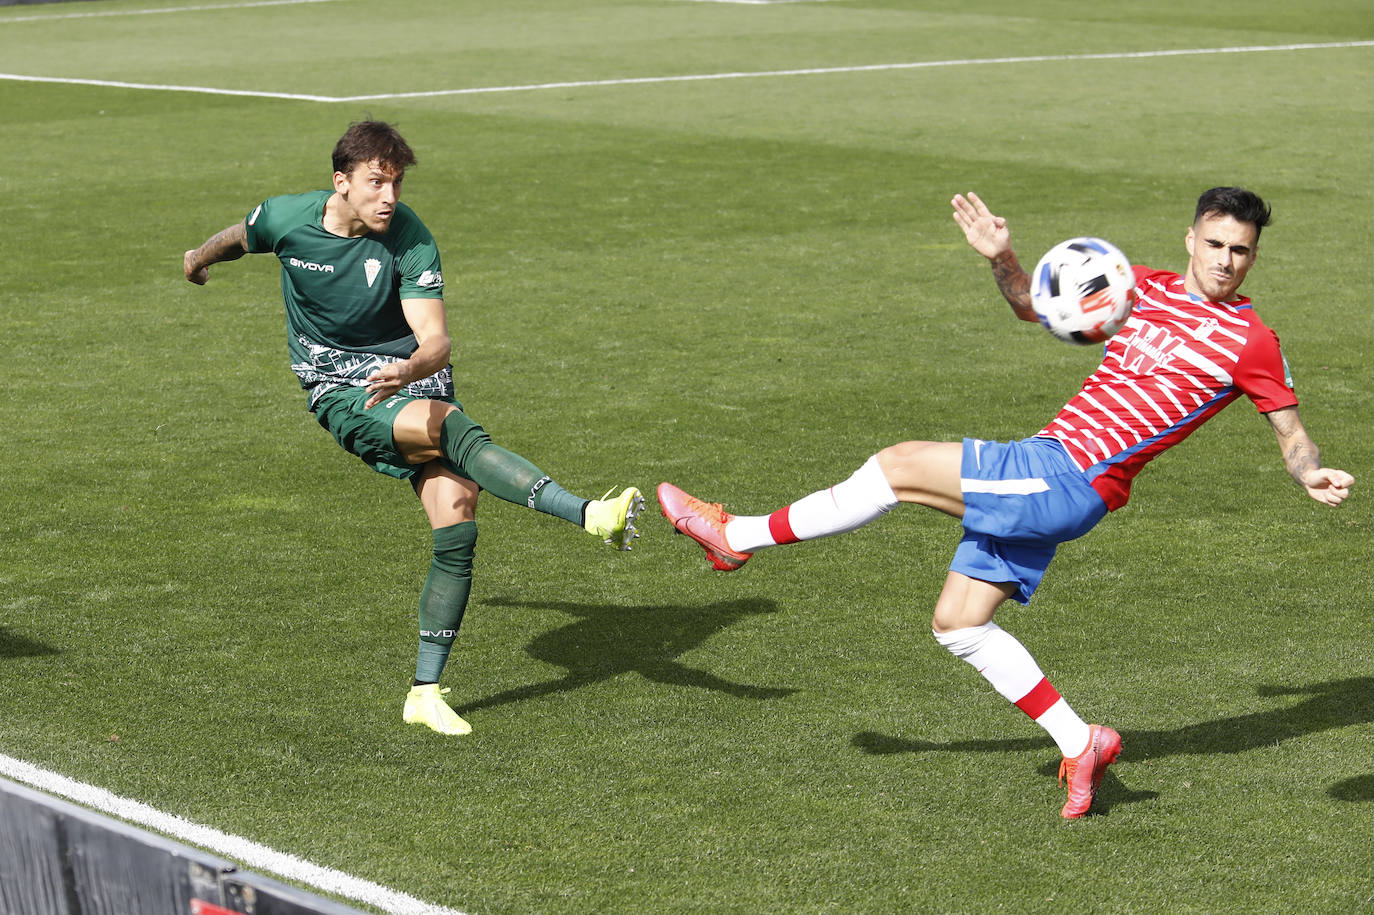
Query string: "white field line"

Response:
xmin=0 ymin=753 xmax=469 ymax=915
xmin=331 ymin=41 xmax=1374 ymax=101
xmin=0 ymin=40 xmax=1370 ymax=103
xmin=0 ymin=0 xmax=344 ymax=23
xmin=671 ymin=0 xmax=840 ymax=4
xmin=0 ymin=71 xmax=337 ymax=101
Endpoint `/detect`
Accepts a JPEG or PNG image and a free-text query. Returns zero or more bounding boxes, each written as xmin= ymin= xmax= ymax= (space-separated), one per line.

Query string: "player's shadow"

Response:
xmin=852 ymin=677 xmax=1374 ymax=812
xmin=0 ymin=627 xmax=59 ymax=659
xmin=456 ymin=596 xmax=796 ymax=715
xmin=1328 ymin=774 xmax=1374 ymax=802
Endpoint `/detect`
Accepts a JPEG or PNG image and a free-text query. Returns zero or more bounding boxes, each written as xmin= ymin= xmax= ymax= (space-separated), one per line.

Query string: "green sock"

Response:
xmin=415 ymin=521 xmax=477 ymax=685
xmin=439 ymin=411 xmax=589 ymax=525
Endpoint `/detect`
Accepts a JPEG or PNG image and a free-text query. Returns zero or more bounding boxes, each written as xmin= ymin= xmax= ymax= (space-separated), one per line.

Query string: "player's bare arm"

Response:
xmin=1265 ymin=405 xmax=1354 ymax=506
xmin=183 ymin=221 xmax=248 ymax=285
xmin=988 ymin=250 xmax=1037 ymax=322
xmin=363 ymin=297 xmax=450 ymax=408
xmin=951 ymin=192 xmax=1037 ymax=323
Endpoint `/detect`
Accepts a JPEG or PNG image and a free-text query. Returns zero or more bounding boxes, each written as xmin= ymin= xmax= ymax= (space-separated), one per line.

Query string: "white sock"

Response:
xmin=934 ymin=622 xmax=1091 ymax=758
xmin=725 ymin=455 xmax=898 ymax=553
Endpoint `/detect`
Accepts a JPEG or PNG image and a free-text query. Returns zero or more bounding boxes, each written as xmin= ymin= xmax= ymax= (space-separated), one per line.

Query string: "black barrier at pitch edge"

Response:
xmin=0 ymin=776 xmax=365 ymax=915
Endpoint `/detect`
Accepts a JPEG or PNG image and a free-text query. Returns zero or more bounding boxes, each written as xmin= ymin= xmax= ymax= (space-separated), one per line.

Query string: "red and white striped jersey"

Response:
xmin=1037 ymin=266 xmax=1297 ymax=511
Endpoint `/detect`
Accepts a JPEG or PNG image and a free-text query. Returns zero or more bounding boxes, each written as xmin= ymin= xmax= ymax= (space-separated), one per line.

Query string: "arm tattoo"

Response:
xmin=1284 ymin=437 xmax=1321 ymax=485
xmin=1269 ymin=408 xmax=1321 ymax=485
xmin=990 ymin=251 xmax=1034 ymax=319
xmin=195 ymin=222 xmax=248 ymax=268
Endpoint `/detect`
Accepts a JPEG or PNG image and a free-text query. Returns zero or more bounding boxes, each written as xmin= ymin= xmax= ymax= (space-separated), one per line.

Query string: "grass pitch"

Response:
xmin=2 ymin=1 xmax=1372 ymax=912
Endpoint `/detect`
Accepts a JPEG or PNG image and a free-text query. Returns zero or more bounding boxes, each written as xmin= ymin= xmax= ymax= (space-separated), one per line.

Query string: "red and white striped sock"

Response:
xmin=933 ymin=622 xmax=1091 ymax=758
xmin=724 ymin=455 xmax=898 ymax=554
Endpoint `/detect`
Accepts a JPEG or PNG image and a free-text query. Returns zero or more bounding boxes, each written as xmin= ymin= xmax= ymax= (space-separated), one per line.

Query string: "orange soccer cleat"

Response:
xmin=657 ymin=482 xmax=753 ymax=571
xmin=1059 ymin=724 xmax=1122 ymax=818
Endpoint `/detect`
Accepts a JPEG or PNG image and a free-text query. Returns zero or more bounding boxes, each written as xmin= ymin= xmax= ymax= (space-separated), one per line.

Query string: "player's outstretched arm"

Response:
xmin=184 ymin=221 xmax=248 ymax=285
xmin=1265 ymin=405 xmax=1354 ymax=506
xmin=951 ymin=191 xmax=1036 ymax=323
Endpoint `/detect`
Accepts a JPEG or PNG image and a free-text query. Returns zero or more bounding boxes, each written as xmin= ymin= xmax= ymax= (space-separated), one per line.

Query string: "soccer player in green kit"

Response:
xmin=183 ymin=121 xmax=643 ymax=736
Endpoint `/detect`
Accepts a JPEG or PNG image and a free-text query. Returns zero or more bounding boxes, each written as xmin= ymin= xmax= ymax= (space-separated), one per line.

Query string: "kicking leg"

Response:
xmin=392 ymin=398 xmax=643 ymax=549
xmin=658 ymin=441 xmax=962 ymax=570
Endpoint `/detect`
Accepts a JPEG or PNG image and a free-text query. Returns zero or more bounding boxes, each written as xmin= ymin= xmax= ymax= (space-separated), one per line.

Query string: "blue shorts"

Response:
xmin=950 ymin=436 xmax=1107 ymax=604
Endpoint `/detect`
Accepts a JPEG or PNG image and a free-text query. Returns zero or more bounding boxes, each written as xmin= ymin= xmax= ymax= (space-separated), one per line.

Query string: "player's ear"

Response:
xmin=1183 ymin=225 xmax=1195 ymax=257
xmin=332 ymin=170 xmax=349 ymax=194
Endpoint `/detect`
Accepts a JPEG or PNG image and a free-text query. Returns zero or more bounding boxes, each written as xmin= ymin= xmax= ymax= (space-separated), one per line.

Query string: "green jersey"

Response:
xmin=243 ymin=190 xmax=452 ymax=408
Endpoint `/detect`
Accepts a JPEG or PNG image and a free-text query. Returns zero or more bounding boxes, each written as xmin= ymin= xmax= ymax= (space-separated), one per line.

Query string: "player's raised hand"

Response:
xmin=1302 ymin=467 xmax=1354 ymax=506
xmin=952 ymin=192 xmax=1011 ymax=259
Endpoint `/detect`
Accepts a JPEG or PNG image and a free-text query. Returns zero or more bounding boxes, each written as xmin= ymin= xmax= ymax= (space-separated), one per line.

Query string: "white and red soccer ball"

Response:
xmin=1030 ymin=237 xmax=1137 ymax=344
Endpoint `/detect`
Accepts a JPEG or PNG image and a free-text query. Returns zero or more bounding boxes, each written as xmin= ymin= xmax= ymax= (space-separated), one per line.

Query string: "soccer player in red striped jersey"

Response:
xmin=658 ymin=187 xmax=1353 ymax=818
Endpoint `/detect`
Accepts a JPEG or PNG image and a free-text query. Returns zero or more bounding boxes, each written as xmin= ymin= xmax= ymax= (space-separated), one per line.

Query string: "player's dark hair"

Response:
xmin=1194 ymin=187 xmax=1272 ymax=239
xmin=332 ymin=120 xmax=417 ymax=176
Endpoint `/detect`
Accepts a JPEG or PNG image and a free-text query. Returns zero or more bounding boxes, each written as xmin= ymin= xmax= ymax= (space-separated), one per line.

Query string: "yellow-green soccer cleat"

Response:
xmin=583 ymin=486 xmax=645 ymax=551
xmin=403 ymin=683 xmax=472 ymax=736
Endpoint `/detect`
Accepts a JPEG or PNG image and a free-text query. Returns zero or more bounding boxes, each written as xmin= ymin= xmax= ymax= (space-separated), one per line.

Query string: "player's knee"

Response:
xmin=931 ymin=609 xmax=991 ymax=635
xmin=433 ymin=520 xmax=477 ymax=576
xmin=932 ymin=620 xmax=1000 ymax=656
xmin=881 ymin=440 xmax=947 ymax=468
xmin=930 ymin=589 xmax=961 ymax=633
xmin=930 ymin=608 xmax=963 ymax=635
xmin=439 ymin=410 xmax=492 ymax=463
xmin=930 ymin=574 xmax=1010 ymax=633
xmin=876 ymin=441 xmax=924 ymax=470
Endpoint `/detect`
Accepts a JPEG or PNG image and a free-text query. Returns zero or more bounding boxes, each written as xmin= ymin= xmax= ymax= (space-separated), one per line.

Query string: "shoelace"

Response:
xmin=1059 ymin=741 xmax=1100 ymax=787
xmin=686 ymin=497 xmax=730 ymax=527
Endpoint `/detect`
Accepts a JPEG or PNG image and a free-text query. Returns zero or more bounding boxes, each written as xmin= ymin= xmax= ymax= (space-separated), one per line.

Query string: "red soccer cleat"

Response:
xmin=1058 ymin=724 xmax=1122 ymax=818
xmin=657 ymin=482 xmax=753 ymax=571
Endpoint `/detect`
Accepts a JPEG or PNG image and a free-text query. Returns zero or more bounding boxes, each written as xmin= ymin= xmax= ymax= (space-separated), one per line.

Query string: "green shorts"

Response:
xmin=311 ymin=386 xmax=470 ymax=481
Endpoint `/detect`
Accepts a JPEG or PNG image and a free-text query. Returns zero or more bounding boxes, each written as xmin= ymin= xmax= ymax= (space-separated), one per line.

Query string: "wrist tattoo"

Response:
xmin=1286 ymin=440 xmax=1320 ymax=483
xmin=990 ymin=252 xmax=1031 ymax=310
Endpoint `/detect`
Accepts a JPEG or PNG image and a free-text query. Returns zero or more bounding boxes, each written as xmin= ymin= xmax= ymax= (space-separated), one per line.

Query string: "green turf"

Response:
xmin=2 ymin=1 xmax=1372 ymax=912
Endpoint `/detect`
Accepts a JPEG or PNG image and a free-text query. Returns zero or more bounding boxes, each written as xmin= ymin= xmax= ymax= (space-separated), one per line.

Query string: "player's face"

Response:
xmin=333 ymin=159 xmax=404 ymax=235
xmin=1183 ymin=213 xmax=1258 ymax=302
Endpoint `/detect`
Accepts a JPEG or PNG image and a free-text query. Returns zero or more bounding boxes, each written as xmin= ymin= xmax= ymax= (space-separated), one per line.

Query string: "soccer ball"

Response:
xmin=1029 ymin=237 xmax=1137 ymax=344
